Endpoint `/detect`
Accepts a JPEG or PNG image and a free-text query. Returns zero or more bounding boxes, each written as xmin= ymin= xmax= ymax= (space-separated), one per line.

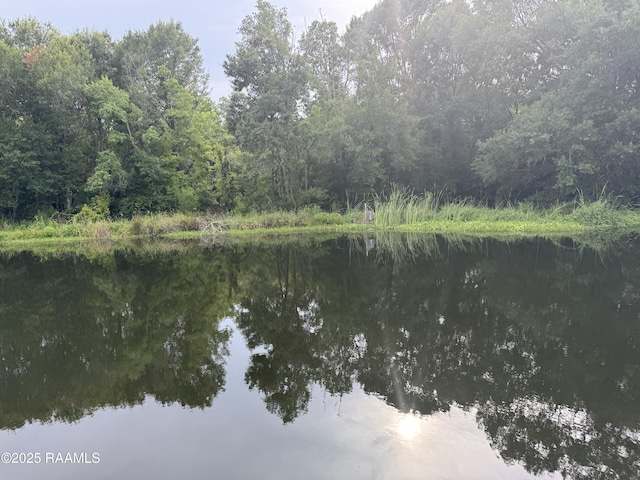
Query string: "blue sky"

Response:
xmin=0 ymin=0 xmax=379 ymax=100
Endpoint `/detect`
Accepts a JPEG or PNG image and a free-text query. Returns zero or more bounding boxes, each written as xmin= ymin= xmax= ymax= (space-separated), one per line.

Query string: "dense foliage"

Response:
xmin=226 ymin=0 xmax=640 ymax=209
xmin=2 ymin=0 xmax=640 ymax=219
xmin=0 ymin=18 xmax=238 ymax=219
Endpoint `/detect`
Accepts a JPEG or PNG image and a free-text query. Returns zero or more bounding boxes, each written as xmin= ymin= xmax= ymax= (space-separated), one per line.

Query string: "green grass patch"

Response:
xmin=1 ymin=190 xmax=640 ymax=250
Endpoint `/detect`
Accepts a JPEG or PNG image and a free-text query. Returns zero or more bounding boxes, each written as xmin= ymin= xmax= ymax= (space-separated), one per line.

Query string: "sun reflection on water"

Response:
xmin=396 ymin=412 xmax=422 ymax=440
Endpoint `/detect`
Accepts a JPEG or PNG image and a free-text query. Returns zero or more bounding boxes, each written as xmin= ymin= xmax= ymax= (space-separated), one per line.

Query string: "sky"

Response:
xmin=0 ymin=0 xmax=380 ymax=100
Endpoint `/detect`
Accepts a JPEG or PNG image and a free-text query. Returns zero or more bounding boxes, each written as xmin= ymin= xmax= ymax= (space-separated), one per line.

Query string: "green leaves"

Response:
xmin=0 ymin=16 xmax=236 ymax=219
xmin=299 ymin=20 xmax=347 ymax=102
xmin=473 ymin=0 xmax=640 ymax=202
xmin=85 ymin=77 xmax=134 ymax=127
xmin=4 ymin=0 xmax=640 ymax=217
xmin=224 ymin=1 xmax=309 ymax=208
xmin=85 ymin=150 xmax=127 ymax=196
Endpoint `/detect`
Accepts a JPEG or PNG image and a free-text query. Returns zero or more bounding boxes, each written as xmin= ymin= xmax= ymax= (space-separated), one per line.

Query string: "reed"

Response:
xmin=365 ymin=185 xmax=640 ymax=236
xmin=1 ymin=190 xmax=640 ymax=246
xmin=373 ymin=186 xmax=437 ymax=226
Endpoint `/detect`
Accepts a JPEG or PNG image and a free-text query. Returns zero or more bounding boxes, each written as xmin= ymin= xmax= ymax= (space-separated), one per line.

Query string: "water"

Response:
xmin=0 ymin=235 xmax=638 ymax=479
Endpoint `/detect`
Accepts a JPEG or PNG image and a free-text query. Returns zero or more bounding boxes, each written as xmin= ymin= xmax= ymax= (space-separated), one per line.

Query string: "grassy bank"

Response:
xmin=0 ymin=193 xmax=639 ymax=245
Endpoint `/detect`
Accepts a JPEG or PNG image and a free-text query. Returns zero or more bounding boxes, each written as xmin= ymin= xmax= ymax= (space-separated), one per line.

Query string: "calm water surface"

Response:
xmin=0 ymin=235 xmax=638 ymax=479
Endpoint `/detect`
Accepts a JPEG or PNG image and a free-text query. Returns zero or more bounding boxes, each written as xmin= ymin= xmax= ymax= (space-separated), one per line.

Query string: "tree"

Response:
xmin=473 ymin=0 xmax=640 ymax=202
xmin=82 ymin=23 xmax=235 ymax=215
xmin=299 ymin=20 xmax=348 ymax=103
xmin=0 ymin=17 xmax=58 ymax=51
xmin=25 ymin=34 xmax=96 ymax=211
xmin=0 ymin=40 xmax=36 ymax=217
xmin=72 ymin=29 xmax=116 ymax=80
xmin=156 ymin=78 xmax=239 ymax=212
xmin=0 ymin=20 xmax=96 ymax=217
xmin=114 ymin=20 xmax=209 ymax=115
xmin=224 ymin=0 xmax=309 ymax=208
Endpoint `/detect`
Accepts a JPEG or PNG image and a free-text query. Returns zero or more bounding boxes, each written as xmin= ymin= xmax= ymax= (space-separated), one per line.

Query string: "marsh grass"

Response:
xmin=0 ymin=213 xmax=213 ymax=242
xmin=369 ymin=186 xmax=640 ymax=234
xmin=373 ymin=187 xmax=437 ymax=226
xmin=566 ymin=197 xmax=631 ymax=229
xmin=126 ymin=212 xmax=204 ymax=236
xmin=1 ymin=188 xmax=640 ymax=246
xmin=225 ymin=210 xmax=311 ymax=229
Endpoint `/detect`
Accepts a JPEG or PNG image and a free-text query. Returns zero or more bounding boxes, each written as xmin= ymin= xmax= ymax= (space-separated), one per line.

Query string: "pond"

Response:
xmin=0 ymin=234 xmax=638 ymax=479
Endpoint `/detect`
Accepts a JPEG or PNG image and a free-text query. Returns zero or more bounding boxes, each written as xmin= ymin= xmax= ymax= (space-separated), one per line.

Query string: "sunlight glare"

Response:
xmin=397 ymin=413 xmax=421 ymax=440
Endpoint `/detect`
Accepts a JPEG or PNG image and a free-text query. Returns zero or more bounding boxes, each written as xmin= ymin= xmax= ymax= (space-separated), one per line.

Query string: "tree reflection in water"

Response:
xmin=0 ymin=249 xmax=233 ymax=429
xmin=234 ymin=235 xmax=640 ymax=479
xmin=0 ymin=235 xmax=638 ymax=478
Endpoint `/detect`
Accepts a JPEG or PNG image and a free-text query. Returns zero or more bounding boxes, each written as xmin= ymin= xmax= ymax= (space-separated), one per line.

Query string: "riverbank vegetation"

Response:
xmin=1 ymin=0 xmax=640 ymax=228
xmin=1 ymin=190 xmax=638 ymax=246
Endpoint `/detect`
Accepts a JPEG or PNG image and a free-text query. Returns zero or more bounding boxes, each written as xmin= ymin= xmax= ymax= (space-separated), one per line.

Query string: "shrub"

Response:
xmin=129 ymin=215 xmax=145 ymax=236
xmin=568 ymin=199 xmax=626 ymax=228
xmin=309 ymin=212 xmax=346 ymax=226
xmin=74 ymin=196 xmax=110 ymax=223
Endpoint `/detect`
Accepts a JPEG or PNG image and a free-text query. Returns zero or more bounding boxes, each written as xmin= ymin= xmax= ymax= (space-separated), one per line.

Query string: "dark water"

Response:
xmin=0 ymin=235 xmax=639 ymax=479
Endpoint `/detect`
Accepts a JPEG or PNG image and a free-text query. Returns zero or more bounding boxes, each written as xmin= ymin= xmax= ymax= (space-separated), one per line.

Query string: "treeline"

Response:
xmin=226 ymin=0 xmax=640 ymax=209
xmin=0 ymin=18 xmax=238 ymax=219
xmin=1 ymin=0 xmax=640 ymax=219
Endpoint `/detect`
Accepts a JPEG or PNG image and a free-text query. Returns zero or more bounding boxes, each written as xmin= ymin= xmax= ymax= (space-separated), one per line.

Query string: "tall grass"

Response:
xmin=369 ymin=185 xmax=640 ymax=233
xmin=373 ymin=186 xmax=491 ymax=226
xmin=1 ymin=188 xmax=639 ymax=245
xmin=566 ymin=193 xmax=630 ymax=229
xmin=373 ymin=187 xmax=437 ymax=226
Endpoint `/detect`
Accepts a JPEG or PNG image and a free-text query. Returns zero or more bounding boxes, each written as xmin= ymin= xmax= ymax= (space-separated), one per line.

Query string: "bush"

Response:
xmin=309 ymin=212 xmax=346 ymax=226
xmin=74 ymin=196 xmax=110 ymax=224
xmin=298 ymin=187 xmax=330 ymax=209
xmin=129 ymin=215 xmax=145 ymax=236
xmin=74 ymin=205 xmax=101 ymax=223
xmin=568 ymin=199 xmax=626 ymax=228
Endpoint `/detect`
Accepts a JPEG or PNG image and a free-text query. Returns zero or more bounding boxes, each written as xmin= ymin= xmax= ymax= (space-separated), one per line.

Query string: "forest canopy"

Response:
xmin=1 ymin=0 xmax=639 ymax=219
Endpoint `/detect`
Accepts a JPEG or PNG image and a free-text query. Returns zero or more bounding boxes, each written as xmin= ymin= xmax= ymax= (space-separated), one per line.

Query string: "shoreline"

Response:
xmin=0 ymin=208 xmax=636 ymax=252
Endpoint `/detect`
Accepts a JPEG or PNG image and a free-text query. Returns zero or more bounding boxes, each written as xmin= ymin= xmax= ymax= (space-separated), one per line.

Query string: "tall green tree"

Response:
xmin=0 ymin=39 xmax=35 ymax=217
xmin=299 ymin=20 xmax=348 ymax=103
xmin=474 ymin=0 xmax=640 ymax=202
xmin=114 ymin=20 xmax=209 ymax=116
xmin=0 ymin=17 xmax=57 ymax=51
xmin=27 ymin=35 xmax=96 ymax=210
xmin=224 ymin=0 xmax=309 ymax=208
xmin=84 ymin=76 xmax=139 ymax=199
xmin=0 ymin=20 xmax=95 ymax=216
